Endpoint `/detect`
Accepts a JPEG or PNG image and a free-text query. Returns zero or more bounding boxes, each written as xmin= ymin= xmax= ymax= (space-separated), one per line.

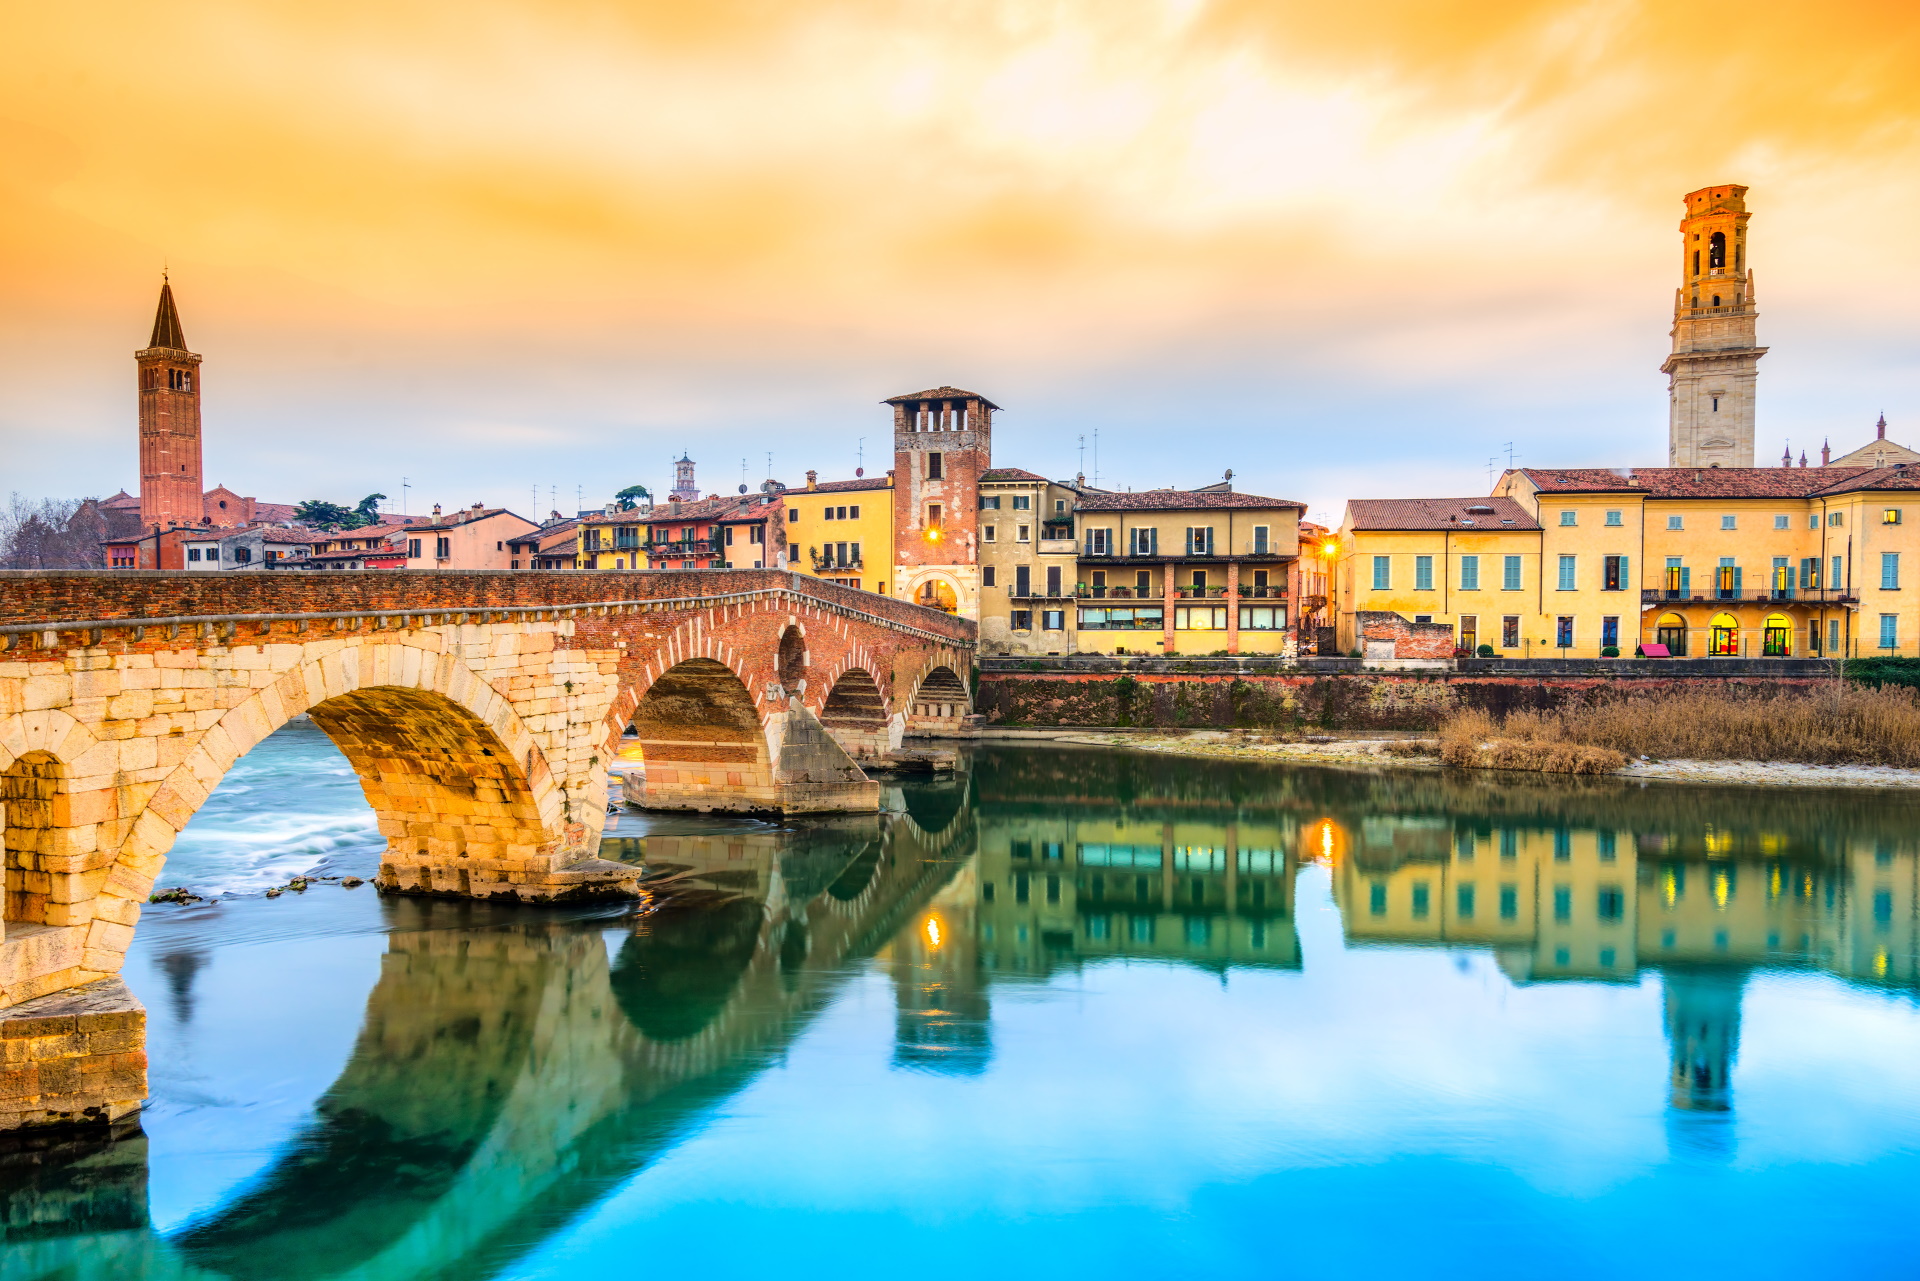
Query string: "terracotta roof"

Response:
xmin=1515 ymin=466 xmax=1881 ymax=498
xmin=408 ymin=506 xmax=529 ymax=531
xmin=981 ymin=468 xmax=1049 ymax=483
xmin=800 ymin=477 xmax=890 ymax=494
xmin=258 ymin=527 xmax=327 ymax=545
xmin=251 ymin=503 xmax=298 ymax=524
xmin=1075 ymin=490 xmax=1303 ymax=512
xmin=1346 ymin=497 xmax=1541 ymax=531
xmin=634 ymin=494 xmax=780 ymax=524
xmin=101 ymin=490 xmax=140 ymax=509
xmin=1808 ymin=466 xmax=1920 ymax=495
xmin=882 ymin=386 xmax=1002 ymax=410
xmin=307 ymin=547 xmax=404 ymax=564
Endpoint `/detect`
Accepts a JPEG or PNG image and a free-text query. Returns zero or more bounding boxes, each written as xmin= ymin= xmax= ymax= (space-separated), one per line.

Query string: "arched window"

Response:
xmin=1709 ymin=231 xmax=1726 ymax=269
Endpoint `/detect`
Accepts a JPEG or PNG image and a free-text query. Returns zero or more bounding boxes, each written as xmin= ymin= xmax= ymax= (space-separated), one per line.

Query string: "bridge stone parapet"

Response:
xmin=0 ymin=570 xmax=972 ymax=1033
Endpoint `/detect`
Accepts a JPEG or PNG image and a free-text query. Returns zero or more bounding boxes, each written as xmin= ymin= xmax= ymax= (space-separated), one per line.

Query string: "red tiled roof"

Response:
xmin=1075 ymin=490 xmax=1303 ymax=512
xmin=633 ymin=494 xmax=781 ymax=524
xmin=1346 ymin=497 xmax=1541 ymax=531
xmin=259 ymin=527 xmax=327 ymax=545
xmin=251 ymin=503 xmax=299 ymax=523
xmin=405 ymin=507 xmax=532 ymax=531
xmin=802 ymin=477 xmax=891 ymax=494
xmin=883 ymin=386 xmax=1001 ymax=409
xmin=101 ymin=490 xmax=140 ymax=509
xmin=1514 ymin=466 xmax=1887 ymax=498
xmin=981 ymin=468 xmax=1049 ymax=482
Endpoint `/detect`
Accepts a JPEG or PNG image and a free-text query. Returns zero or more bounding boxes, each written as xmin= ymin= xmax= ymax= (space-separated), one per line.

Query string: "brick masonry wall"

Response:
xmin=1356 ymin=610 xmax=1457 ymax=660
xmin=0 ymin=978 xmax=144 ymax=1132
xmin=977 ymin=669 xmax=1830 ymax=732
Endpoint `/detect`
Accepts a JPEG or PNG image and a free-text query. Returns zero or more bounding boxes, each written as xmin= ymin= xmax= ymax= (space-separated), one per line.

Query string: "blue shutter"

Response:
xmin=1619 ymin=555 xmax=1629 ymax=591
xmin=1733 ymin=566 xmax=1743 ymax=596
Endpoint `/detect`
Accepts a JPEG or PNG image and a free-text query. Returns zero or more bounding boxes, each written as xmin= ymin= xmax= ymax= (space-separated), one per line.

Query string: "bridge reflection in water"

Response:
xmin=7 ymin=748 xmax=1920 ymax=1276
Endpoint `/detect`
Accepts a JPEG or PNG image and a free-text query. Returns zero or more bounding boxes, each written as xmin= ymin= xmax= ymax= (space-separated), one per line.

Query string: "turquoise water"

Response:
xmin=8 ymin=737 xmax=1920 ymax=1279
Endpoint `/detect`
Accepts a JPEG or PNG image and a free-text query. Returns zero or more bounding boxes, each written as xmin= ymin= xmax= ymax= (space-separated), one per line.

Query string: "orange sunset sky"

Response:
xmin=5 ymin=1 xmax=1919 ymax=523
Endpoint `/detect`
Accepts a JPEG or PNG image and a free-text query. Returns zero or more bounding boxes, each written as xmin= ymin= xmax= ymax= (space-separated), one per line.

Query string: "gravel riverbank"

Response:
xmin=971 ymin=729 xmax=1920 ymax=790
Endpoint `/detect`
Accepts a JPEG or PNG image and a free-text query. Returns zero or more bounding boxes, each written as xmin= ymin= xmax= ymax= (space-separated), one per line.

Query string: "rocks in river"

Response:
xmin=341 ymin=877 xmax=365 ymax=888
xmin=148 ymin=886 xmax=201 ymax=905
xmin=264 ymin=888 xmax=282 ymax=898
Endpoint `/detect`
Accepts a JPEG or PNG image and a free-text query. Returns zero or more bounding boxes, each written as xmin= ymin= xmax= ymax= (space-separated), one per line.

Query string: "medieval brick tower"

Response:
xmin=136 ymin=279 xmax=205 ymax=527
xmin=1664 ymin=185 xmax=1766 ymax=467
xmin=889 ymin=386 xmax=996 ymax=616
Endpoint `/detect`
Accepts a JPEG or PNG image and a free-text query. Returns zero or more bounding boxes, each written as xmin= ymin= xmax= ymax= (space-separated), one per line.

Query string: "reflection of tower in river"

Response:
xmin=1663 ymin=966 xmax=1747 ymax=1112
xmin=888 ymin=865 xmax=991 ymax=1075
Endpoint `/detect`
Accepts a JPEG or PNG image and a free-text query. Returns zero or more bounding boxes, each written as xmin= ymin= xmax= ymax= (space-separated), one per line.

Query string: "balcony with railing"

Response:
xmin=1074 ymin=585 xmax=1163 ymax=600
xmin=1641 ymin=587 xmax=1858 ymax=606
xmin=647 ymin=539 xmax=718 ymax=557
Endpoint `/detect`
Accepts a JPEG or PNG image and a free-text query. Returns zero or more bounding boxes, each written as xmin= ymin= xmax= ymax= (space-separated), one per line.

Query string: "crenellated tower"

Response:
xmin=136 ymin=279 xmax=205 ymax=528
xmin=1664 ymin=185 xmax=1766 ymax=466
xmin=888 ymin=387 xmax=996 ymax=616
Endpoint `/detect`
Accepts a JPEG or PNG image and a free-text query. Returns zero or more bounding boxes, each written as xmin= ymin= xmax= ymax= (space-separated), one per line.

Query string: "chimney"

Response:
xmin=432 ymin=503 xmax=442 ymax=517
xmin=806 ymin=470 xmax=818 ymax=490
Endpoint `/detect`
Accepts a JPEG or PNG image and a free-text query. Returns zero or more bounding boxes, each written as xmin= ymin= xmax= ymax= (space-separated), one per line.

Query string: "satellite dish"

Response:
xmin=738 ymin=484 xmax=748 ymax=494
xmin=856 ymin=467 xmax=864 ymax=477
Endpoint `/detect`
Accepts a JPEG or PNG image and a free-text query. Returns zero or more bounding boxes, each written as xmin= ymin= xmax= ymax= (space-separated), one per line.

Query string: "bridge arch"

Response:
xmin=906 ymin=662 xmax=971 ymax=733
xmin=626 ymin=657 xmax=778 ymax=812
xmin=819 ymin=667 xmax=893 ymax=760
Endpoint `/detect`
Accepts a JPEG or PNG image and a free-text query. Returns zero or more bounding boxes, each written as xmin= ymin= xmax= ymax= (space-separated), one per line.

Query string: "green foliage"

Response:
xmin=613 ymin=485 xmax=652 ymax=512
xmin=1600 ymin=646 xmax=1621 ymax=658
xmin=1112 ymin=673 xmax=1138 ymax=727
xmin=354 ymin=493 xmax=387 ymax=524
xmin=1845 ymin=657 xmax=1920 ymax=690
xmin=292 ymin=499 xmax=363 ymax=530
xmin=1476 ymin=644 xmax=1495 ymax=657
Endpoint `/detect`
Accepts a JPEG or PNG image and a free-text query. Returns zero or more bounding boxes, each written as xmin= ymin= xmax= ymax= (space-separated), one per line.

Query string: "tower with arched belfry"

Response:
xmin=1664 ymin=185 xmax=1766 ymax=467
xmin=137 ymin=280 xmax=204 ymax=528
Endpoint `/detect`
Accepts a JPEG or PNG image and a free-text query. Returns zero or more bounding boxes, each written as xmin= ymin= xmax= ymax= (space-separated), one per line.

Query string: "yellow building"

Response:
xmin=1335 ymin=498 xmax=1544 ymax=656
xmin=782 ymin=470 xmax=895 ymax=595
xmin=1339 ymin=465 xmax=1920 ymax=658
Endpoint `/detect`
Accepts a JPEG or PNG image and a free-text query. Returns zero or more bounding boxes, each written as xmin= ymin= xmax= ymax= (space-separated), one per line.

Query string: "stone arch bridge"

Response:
xmin=0 ymin=570 xmax=973 ymax=1022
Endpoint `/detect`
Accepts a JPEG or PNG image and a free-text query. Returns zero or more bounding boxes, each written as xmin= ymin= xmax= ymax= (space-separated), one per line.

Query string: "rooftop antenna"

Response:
xmin=857 ymin=437 xmax=865 ymax=472
xmin=1488 ymin=456 xmax=1498 ymax=489
xmin=577 ymin=484 xmax=584 ymax=512
xmin=766 ymin=451 xmax=773 ymax=481
xmin=1093 ymin=427 xmax=1100 ymax=489
xmin=741 ymin=458 xmax=748 ymax=490
xmin=401 ymin=477 xmax=410 ymax=517
xmin=1504 ymin=442 xmax=1517 ymax=469
xmin=1078 ymin=434 xmax=1086 ymax=478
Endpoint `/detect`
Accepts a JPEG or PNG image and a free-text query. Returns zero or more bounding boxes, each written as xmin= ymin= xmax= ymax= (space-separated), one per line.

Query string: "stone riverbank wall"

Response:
xmin=976 ymin=656 xmax=1841 ymax=732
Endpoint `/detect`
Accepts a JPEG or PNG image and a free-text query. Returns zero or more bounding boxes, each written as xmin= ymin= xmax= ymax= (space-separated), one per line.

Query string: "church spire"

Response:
xmin=1878 ymin=412 xmax=1888 ymax=440
xmin=149 ymin=278 xmax=188 ymax=352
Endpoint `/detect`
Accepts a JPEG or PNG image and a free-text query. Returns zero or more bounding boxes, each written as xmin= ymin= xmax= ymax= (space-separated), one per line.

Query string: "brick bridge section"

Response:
xmin=0 ymin=570 xmax=974 ymax=1014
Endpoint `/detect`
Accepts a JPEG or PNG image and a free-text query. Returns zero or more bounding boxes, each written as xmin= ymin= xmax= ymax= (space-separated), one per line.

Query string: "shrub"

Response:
xmin=1349 ymin=648 xmax=1363 ymax=659
xmin=1476 ymin=644 xmax=1495 ymax=657
xmin=1600 ymin=645 xmax=1620 ymax=657
xmin=1439 ymin=682 xmax=1920 ymax=767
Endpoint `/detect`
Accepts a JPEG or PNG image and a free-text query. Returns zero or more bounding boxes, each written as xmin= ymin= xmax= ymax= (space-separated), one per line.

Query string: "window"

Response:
xmin=1460 ymin=555 xmax=1479 ymax=590
xmin=1500 ymin=830 xmax=1517 ymax=860
xmin=1709 ymin=230 xmax=1726 ymax=268
xmin=788 ymin=509 xmax=799 ymax=524
xmin=1372 ymin=556 xmax=1391 ymax=590
xmin=1017 ymin=524 xmax=1031 ymax=542
xmin=409 ymin=539 xmax=421 ymax=558
xmin=926 ymin=452 xmax=943 ymax=479
xmin=435 ymin=537 xmax=450 ymax=558
xmin=1810 ymin=513 xmax=1820 ymax=530
xmin=1046 ymin=566 xmax=1062 ymax=597
xmin=1602 ymin=616 xmax=1619 ymax=647
xmin=724 ymin=526 xmax=735 ymax=546
xmin=1499 ymin=884 xmax=1518 ymax=920
xmin=1800 ymin=557 xmax=1819 ymax=590
xmin=1556 ymin=616 xmax=1573 ymax=648
xmin=1881 ymin=614 xmax=1898 ymax=650
xmin=1557 ymin=555 xmax=1576 ymax=591
xmin=1185 ymin=527 xmax=1215 ymax=556
xmin=1831 ymin=619 xmax=1843 ymax=653
xmin=1458 ymin=615 xmax=1478 ymax=650
xmin=1503 ymin=555 xmax=1521 ymax=591
xmin=1502 ymin=616 xmax=1519 ymax=648
xmin=1596 ymin=887 xmax=1625 ymax=921
xmin=1605 ymin=510 xmax=1623 ymax=527
xmin=1055 ymin=499 xmax=1066 ymax=514
xmin=928 ymin=504 xmax=943 ymax=529
xmin=1775 ymin=514 xmax=1790 ymax=530
xmin=1175 ymin=605 xmax=1229 ymax=630
xmin=1238 ymin=606 xmax=1285 ymax=630
xmin=1012 ymin=495 xmax=1031 ymax=510
xmin=1411 ymin=883 xmax=1430 ymax=919
xmin=1830 ymin=511 xmax=1845 ymax=527
xmin=1015 ymin=566 xmax=1030 ymax=597
xmin=1078 ymin=606 xmax=1163 ymax=631
xmin=750 ymin=525 xmax=765 ymax=544
xmin=1011 ymin=610 xmax=1033 ymax=631
xmin=1559 ymin=511 xmax=1576 ymax=526
xmin=1085 ymin=528 xmax=1112 ymax=555
xmin=1716 ymin=558 xmax=1740 ymax=598
xmin=1603 ymin=555 xmax=1627 ymax=591
xmin=1721 ymin=514 xmax=1737 ymax=530
xmin=187 ymin=547 xmax=201 ymax=562
xmin=1668 ymin=515 xmax=1684 ymax=530
xmin=1414 ymin=555 xmax=1434 ymax=591
xmin=1834 ymin=555 xmax=1845 ymax=588
xmin=1129 ymin=527 xmax=1158 ymax=556
xmin=982 ymin=566 xmax=996 ymax=587
xmin=1887 ymin=509 xmax=1904 ymax=525
xmin=1599 ymin=830 xmax=1616 ymax=861
xmin=1042 ymin=610 xmax=1065 ymax=631
xmin=980 ymin=496 xmax=1001 ymax=510
xmin=983 ymin=525 xmax=996 ymax=543
xmin=1884 ymin=552 xmax=1901 ymax=590
xmin=1553 ymin=886 xmax=1572 ymax=923
xmin=1253 ymin=525 xmax=1269 ymax=554
xmin=1457 ymin=885 xmax=1475 ymax=919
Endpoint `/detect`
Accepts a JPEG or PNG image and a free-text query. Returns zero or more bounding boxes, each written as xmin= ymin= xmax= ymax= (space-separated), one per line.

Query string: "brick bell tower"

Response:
xmin=1664 ymin=185 xmax=1766 ymax=467
xmin=136 ymin=278 xmax=205 ymax=528
xmin=888 ymin=386 xmax=996 ymax=616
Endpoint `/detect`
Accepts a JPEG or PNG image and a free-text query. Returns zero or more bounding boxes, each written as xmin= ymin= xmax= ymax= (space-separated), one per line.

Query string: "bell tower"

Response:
xmin=888 ymin=386 xmax=996 ymax=616
xmin=136 ymin=279 xmax=205 ymax=528
xmin=1664 ymin=185 xmax=1765 ymax=467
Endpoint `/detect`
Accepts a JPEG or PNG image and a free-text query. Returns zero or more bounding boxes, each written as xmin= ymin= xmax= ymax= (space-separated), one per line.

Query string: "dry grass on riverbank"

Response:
xmin=1438 ymin=683 xmax=1920 ymax=771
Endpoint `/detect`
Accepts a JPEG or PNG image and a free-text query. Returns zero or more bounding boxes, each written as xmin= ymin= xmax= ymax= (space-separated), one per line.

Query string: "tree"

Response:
xmin=613 ymin=485 xmax=651 ymax=512
xmin=0 ymin=495 xmax=110 ymax=569
xmin=354 ymin=493 xmax=388 ymax=525
xmin=292 ymin=499 xmax=359 ymax=530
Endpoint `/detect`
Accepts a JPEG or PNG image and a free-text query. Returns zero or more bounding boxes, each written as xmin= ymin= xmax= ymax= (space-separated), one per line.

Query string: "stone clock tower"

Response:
xmin=1664 ymin=185 xmax=1765 ymax=467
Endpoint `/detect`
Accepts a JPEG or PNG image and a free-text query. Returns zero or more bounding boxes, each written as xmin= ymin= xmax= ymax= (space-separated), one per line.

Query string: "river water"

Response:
xmin=9 ymin=733 xmax=1920 ymax=1279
